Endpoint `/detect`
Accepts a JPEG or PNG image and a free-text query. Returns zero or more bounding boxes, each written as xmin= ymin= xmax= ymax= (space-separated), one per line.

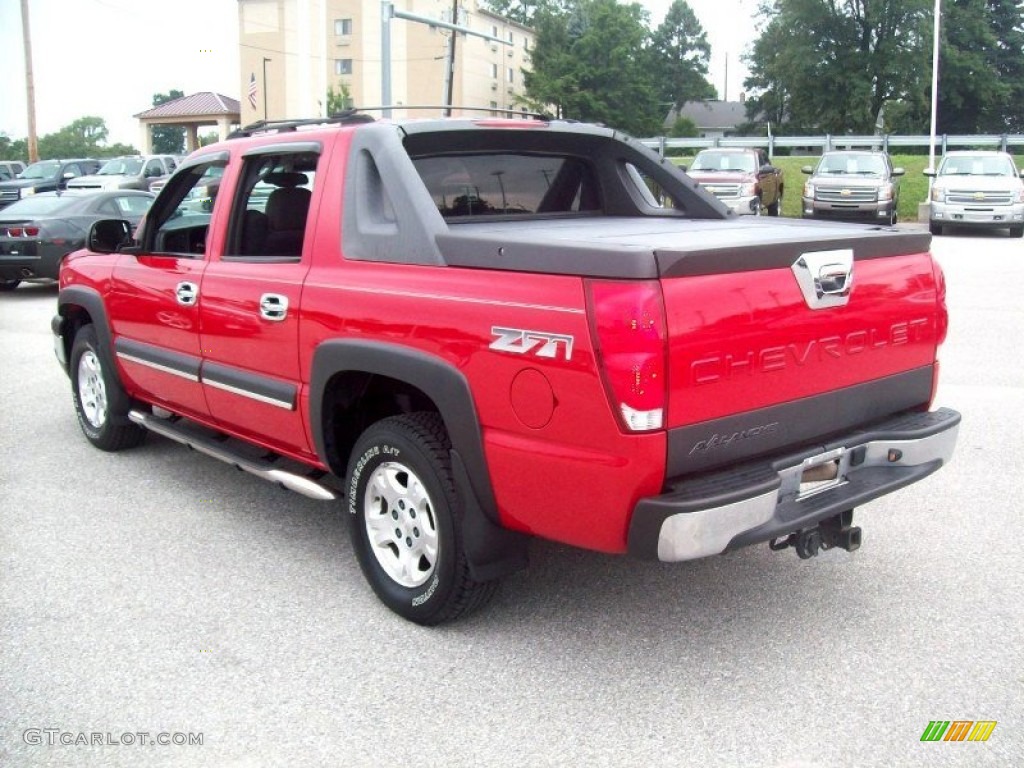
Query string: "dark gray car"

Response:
xmin=801 ymin=150 xmax=904 ymax=225
xmin=0 ymin=190 xmax=154 ymax=290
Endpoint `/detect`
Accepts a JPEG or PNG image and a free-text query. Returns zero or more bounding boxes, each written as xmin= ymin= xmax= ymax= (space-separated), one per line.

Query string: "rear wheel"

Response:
xmin=346 ymin=412 xmax=498 ymax=625
xmin=0 ymin=278 xmax=20 ymax=292
xmin=70 ymin=325 xmax=146 ymax=451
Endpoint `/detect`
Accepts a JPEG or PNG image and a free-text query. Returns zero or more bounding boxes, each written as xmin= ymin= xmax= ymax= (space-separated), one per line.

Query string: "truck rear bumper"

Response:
xmin=627 ymin=407 xmax=960 ymax=561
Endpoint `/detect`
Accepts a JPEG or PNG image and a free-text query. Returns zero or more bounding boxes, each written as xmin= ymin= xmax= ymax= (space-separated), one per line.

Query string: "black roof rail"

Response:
xmin=356 ymin=105 xmax=553 ymax=121
xmin=228 ymin=106 xmax=554 ymax=139
xmin=228 ymin=110 xmax=375 ymax=139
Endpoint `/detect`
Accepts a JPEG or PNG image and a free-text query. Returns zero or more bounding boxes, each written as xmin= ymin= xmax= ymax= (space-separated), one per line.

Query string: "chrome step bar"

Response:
xmin=128 ymin=410 xmax=337 ymax=501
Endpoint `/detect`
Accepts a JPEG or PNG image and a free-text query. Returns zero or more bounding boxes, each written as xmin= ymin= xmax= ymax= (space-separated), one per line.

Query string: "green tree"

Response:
xmin=648 ymin=0 xmax=715 ymax=112
xmin=523 ymin=0 xmax=662 ymax=136
xmin=988 ymin=0 xmax=1024 ymax=131
xmin=151 ymin=90 xmax=186 ymax=155
xmin=744 ymin=0 xmax=931 ymax=134
xmin=483 ymin=0 xmax=572 ymax=25
xmin=37 ymin=117 xmax=110 ymax=158
xmin=326 ymin=83 xmax=353 ymax=115
xmin=0 ymin=133 xmax=29 ymax=161
xmin=668 ymin=115 xmax=699 ymax=137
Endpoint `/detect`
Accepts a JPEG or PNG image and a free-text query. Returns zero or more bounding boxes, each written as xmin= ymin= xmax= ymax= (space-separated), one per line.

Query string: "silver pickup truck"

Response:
xmin=926 ymin=151 xmax=1024 ymax=237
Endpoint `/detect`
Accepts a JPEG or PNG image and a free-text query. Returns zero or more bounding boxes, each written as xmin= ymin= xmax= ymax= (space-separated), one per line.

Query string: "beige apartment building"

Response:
xmin=237 ymin=0 xmax=535 ymax=123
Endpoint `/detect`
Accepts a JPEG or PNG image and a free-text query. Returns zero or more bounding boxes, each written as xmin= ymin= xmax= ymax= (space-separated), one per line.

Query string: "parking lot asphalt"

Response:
xmin=1 ymin=230 xmax=1021 ymax=767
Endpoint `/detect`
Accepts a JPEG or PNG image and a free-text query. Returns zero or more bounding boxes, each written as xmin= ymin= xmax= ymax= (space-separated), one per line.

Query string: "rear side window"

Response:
xmin=412 ymin=153 xmax=600 ymax=219
xmin=225 ymin=150 xmax=319 ymax=261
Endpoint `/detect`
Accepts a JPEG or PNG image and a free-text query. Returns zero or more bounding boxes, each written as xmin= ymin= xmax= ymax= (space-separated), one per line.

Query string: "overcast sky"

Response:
xmin=0 ymin=0 xmax=759 ymax=148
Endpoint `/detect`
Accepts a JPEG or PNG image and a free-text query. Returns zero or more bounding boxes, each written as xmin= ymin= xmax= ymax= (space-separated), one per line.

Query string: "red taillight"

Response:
xmin=933 ymin=258 xmax=948 ymax=346
xmin=586 ymin=279 xmax=667 ymax=432
xmin=4 ymin=226 xmax=40 ymax=237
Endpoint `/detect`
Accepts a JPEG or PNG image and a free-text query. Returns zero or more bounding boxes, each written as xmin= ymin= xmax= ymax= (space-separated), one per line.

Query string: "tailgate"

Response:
xmin=655 ymin=221 xmax=941 ymax=476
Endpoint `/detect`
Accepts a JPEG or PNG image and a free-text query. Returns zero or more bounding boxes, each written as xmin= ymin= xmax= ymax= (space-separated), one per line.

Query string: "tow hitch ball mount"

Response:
xmin=769 ymin=509 xmax=862 ymax=559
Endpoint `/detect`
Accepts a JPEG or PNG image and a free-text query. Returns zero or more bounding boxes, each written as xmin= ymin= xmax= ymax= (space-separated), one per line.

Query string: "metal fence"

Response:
xmin=639 ymin=134 xmax=1024 ymax=157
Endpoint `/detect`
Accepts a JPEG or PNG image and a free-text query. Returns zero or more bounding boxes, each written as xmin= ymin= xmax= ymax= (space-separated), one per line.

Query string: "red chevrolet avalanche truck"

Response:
xmin=52 ymin=114 xmax=960 ymax=624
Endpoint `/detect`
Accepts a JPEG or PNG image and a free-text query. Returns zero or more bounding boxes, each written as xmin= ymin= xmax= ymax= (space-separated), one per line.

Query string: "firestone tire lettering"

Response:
xmin=345 ymin=412 xmax=497 ymax=625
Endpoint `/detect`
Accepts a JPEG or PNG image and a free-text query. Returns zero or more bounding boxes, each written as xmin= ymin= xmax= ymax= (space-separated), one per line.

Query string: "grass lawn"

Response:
xmin=670 ymin=154 xmax=1024 ymax=222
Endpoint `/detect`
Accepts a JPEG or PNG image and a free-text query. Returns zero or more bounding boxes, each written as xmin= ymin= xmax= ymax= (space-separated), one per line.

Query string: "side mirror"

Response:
xmin=63 ymin=171 xmax=76 ymax=180
xmin=759 ymin=164 xmax=774 ymax=174
xmin=88 ymin=219 xmax=133 ymax=254
xmin=678 ymin=164 xmax=687 ymax=172
xmin=801 ymin=165 xmax=813 ymax=174
xmin=892 ymin=167 xmax=905 ymax=177
xmin=923 ymin=169 xmax=936 ymax=177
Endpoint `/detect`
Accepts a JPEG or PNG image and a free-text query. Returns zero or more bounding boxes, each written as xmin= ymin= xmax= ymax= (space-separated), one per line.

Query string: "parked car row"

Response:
xmin=0 ymin=155 xmax=176 ymax=211
xmin=682 ymin=146 xmax=1023 ymax=237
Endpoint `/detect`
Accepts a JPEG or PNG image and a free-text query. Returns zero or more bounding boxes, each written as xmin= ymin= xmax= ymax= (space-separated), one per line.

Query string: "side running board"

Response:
xmin=128 ymin=410 xmax=337 ymax=501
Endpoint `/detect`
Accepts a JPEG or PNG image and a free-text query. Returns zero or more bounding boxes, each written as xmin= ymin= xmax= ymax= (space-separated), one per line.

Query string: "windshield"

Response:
xmin=817 ymin=153 xmax=887 ymax=176
xmin=18 ymin=161 xmax=60 ymax=181
xmin=98 ymin=158 xmax=144 ymax=176
xmin=690 ymin=152 xmax=756 ymax=173
xmin=0 ymin=195 xmax=79 ymax=216
xmin=939 ymin=155 xmax=1017 ymax=177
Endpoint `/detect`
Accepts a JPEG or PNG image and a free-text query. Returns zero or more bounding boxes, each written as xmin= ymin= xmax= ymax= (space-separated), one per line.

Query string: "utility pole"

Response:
xmin=21 ymin=0 xmax=38 ymax=162
xmin=444 ymin=0 xmax=459 ymax=117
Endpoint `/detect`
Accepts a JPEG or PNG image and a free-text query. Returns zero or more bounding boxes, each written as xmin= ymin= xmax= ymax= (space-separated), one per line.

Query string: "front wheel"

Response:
xmin=0 ymin=278 xmax=20 ymax=292
xmin=70 ymin=325 xmax=146 ymax=451
xmin=1010 ymin=225 xmax=1023 ymax=238
xmin=929 ymin=222 xmax=943 ymax=236
xmin=346 ymin=412 xmax=497 ymax=625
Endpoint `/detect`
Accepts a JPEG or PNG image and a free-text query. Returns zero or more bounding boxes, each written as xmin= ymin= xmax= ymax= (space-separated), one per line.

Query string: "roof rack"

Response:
xmin=228 ymin=105 xmax=552 ymax=139
xmin=356 ymin=105 xmax=553 ymax=121
xmin=228 ymin=110 xmax=374 ymax=139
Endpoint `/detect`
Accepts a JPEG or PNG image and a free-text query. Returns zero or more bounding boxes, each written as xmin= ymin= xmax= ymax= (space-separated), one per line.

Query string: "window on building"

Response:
xmin=335 ymin=59 xmax=353 ymax=76
xmin=490 ymin=63 xmax=498 ymax=79
xmin=491 ymin=25 xmax=498 ymax=37
xmin=335 ymin=18 xmax=352 ymax=35
xmin=507 ymin=67 xmax=514 ymax=84
xmin=490 ymin=101 xmax=498 ymax=117
xmin=507 ymin=30 xmax=514 ymax=44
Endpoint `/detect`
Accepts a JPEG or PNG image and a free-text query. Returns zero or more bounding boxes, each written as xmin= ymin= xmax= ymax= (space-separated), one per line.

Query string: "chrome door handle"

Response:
xmin=176 ymin=281 xmax=198 ymax=306
xmin=260 ymin=293 xmax=289 ymax=321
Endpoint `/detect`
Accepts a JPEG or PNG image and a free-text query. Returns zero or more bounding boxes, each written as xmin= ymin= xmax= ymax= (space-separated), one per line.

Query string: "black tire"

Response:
xmin=70 ymin=325 xmax=146 ymax=451
xmin=1010 ymin=225 xmax=1023 ymax=238
xmin=0 ymin=278 xmax=20 ymax=292
xmin=929 ymin=222 xmax=943 ymax=236
xmin=346 ymin=412 xmax=498 ymax=625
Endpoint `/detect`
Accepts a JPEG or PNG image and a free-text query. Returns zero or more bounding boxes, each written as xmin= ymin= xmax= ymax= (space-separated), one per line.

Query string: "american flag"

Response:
xmin=248 ymin=73 xmax=258 ymax=109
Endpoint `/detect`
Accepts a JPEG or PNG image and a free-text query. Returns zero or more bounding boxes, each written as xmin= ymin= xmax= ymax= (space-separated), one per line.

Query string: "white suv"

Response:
xmin=926 ymin=151 xmax=1024 ymax=237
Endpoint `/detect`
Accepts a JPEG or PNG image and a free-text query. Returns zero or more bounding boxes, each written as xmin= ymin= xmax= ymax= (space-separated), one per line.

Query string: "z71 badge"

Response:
xmin=490 ymin=326 xmax=574 ymax=361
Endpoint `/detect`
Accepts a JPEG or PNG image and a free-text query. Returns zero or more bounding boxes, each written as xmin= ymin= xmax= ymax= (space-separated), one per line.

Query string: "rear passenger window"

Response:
xmin=225 ymin=151 xmax=319 ymax=261
xmin=412 ymin=153 xmax=600 ymax=219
